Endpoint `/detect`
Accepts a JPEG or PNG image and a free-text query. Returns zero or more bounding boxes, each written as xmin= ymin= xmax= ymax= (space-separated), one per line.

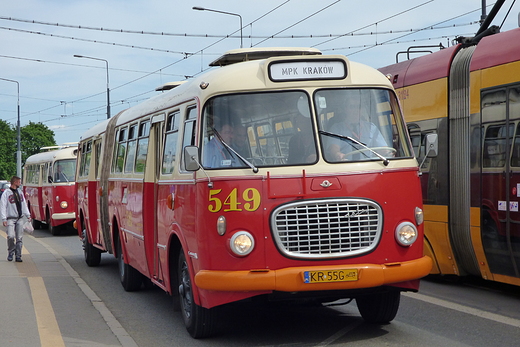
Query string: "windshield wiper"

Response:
xmin=319 ymin=130 xmax=389 ymax=166
xmin=212 ymin=128 xmax=259 ymax=173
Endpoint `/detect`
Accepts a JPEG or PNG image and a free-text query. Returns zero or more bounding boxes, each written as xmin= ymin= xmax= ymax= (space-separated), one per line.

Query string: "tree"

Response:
xmin=0 ymin=121 xmax=55 ymax=178
xmin=21 ymin=121 xmax=56 ymax=163
xmin=0 ymin=119 xmax=16 ymax=179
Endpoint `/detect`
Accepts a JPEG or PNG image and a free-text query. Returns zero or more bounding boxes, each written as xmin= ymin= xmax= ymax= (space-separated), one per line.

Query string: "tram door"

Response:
xmin=481 ymin=86 xmax=520 ymax=278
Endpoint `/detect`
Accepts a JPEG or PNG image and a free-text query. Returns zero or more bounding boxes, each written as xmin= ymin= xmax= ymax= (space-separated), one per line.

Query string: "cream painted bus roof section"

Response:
xmin=81 ymin=50 xmax=394 ymax=135
xmin=155 ymin=81 xmax=187 ymax=92
xmin=209 ymin=47 xmax=322 ymax=66
xmin=24 ymin=146 xmax=78 ymax=165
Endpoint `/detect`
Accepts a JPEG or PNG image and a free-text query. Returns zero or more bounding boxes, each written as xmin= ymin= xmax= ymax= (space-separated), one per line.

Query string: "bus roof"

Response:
xmin=209 ymin=47 xmax=322 ymax=66
xmin=80 ymin=48 xmax=394 ymax=139
xmin=24 ymin=146 xmax=78 ymax=165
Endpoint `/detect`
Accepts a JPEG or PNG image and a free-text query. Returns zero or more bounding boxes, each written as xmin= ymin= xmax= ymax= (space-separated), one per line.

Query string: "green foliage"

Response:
xmin=21 ymin=121 xmax=56 ymax=162
xmin=0 ymin=119 xmax=16 ymax=179
xmin=0 ymin=120 xmax=56 ymax=178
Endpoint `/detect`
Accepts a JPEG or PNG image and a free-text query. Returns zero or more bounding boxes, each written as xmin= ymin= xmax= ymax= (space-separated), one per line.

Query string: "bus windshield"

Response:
xmin=52 ymin=159 xmax=76 ymax=183
xmin=316 ymin=88 xmax=412 ymax=163
xmin=201 ymin=88 xmax=411 ymax=169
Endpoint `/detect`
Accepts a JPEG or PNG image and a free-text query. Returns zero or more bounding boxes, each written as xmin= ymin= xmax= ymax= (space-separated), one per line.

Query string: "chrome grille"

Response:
xmin=271 ymin=199 xmax=382 ymax=259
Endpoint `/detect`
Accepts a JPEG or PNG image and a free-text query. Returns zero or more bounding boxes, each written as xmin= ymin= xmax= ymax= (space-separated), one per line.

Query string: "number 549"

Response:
xmin=208 ymin=188 xmax=261 ymax=212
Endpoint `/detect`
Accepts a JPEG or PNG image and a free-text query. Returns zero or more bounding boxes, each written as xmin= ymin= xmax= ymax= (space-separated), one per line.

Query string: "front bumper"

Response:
xmin=195 ymin=255 xmax=432 ymax=292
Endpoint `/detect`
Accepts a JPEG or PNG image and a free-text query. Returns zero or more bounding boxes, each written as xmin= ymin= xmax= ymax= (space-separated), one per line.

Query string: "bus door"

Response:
xmin=154 ymin=106 xmax=197 ymax=288
xmin=147 ymin=114 xmax=164 ymax=284
xmin=481 ymin=86 xmax=520 ymax=278
xmin=90 ymin=139 xmax=102 ymax=245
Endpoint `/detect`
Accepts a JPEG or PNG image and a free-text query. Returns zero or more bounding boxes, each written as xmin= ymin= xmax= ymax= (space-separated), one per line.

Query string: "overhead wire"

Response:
xmin=1 ymin=1 xmax=495 ymax=130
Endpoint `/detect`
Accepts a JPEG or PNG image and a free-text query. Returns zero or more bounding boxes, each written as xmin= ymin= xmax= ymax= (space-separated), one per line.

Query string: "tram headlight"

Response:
xmin=60 ymin=201 xmax=68 ymax=209
xmin=415 ymin=207 xmax=424 ymax=225
xmin=230 ymin=231 xmax=255 ymax=256
xmin=395 ymin=222 xmax=418 ymax=246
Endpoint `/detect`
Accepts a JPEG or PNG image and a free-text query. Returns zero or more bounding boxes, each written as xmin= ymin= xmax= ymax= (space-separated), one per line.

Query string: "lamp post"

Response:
xmin=0 ymin=78 xmax=21 ymax=178
xmin=193 ymin=6 xmax=243 ymax=48
xmin=73 ymin=55 xmax=111 ymax=119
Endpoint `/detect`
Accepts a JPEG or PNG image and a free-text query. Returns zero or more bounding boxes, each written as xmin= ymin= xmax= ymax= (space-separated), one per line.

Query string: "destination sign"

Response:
xmin=269 ymin=60 xmax=347 ymax=81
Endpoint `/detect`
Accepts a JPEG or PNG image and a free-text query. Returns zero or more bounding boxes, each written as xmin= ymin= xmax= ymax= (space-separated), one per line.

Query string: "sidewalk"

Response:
xmin=0 ymin=227 xmax=138 ymax=347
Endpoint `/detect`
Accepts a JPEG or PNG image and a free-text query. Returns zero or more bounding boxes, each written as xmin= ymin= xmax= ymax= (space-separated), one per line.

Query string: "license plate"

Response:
xmin=303 ymin=269 xmax=358 ymax=283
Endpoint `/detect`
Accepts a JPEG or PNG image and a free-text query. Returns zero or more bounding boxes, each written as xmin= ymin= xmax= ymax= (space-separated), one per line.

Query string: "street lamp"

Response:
xmin=193 ymin=6 xmax=243 ymax=48
xmin=73 ymin=55 xmax=111 ymax=119
xmin=0 ymin=77 xmax=21 ymax=178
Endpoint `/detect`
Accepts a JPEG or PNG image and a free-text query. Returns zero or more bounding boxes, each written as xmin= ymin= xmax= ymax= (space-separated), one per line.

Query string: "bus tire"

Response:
xmin=46 ymin=212 xmax=61 ymax=236
xmin=32 ymin=218 xmax=42 ymax=230
xmin=83 ymin=229 xmax=102 ymax=267
xmin=356 ymin=290 xmax=400 ymax=324
xmin=116 ymin=237 xmax=142 ymax=291
xmin=178 ymin=251 xmax=215 ymax=338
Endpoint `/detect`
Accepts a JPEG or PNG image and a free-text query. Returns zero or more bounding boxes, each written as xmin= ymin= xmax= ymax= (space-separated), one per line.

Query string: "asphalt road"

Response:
xmin=5 ymin=226 xmax=520 ymax=347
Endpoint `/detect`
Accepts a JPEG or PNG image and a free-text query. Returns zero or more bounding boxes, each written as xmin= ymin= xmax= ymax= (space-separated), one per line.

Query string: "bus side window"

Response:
xmin=135 ymin=121 xmax=150 ymax=173
xmin=80 ymin=140 xmax=92 ymax=178
xmin=180 ymin=107 xmax=197 ymax=172
xmin=113 ymin=127 xmax=127 ymax=173
xmin=162 ymin=111 xmax=180 ymax=175
xmin=124 ymin=124 xmax=138 ymax=173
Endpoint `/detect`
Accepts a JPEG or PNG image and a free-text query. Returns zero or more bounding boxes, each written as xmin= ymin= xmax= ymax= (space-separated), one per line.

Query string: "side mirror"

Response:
xmin=425 ymin=133 xmax=438 ymax=157
xmin=48 ymin=175 xmax=54 ymax=183
xmin=419 ymin=133 xmax=438 ymax=169
xmin=184 ymin=146 xmax=201 ymax=171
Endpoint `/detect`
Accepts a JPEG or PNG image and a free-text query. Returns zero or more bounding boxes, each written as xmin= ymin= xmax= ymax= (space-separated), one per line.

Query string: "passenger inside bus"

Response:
xmin=203 ymin=123 xmax=241 ymax=168
xmin=287 ymin=113 xmax=317 ymax=164
xmin=325 ymin=95 xmax=388 ymax=161
xmin=232 ymin=124 xmax=251 ymax=158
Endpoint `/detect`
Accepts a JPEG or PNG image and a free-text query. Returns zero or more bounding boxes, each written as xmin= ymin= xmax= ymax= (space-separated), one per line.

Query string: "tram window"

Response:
xmin=135 ymin=121 xmax=150 ymax=173
xmin=162 ymin=112 xmax=180 ymax=175
xmin=511 ymin=88 xmax=520 ymax=167
xmin=483 ymin=124 xmax=513 ymax=168
xmin=125 ymin=124 xmax=138 ymax=173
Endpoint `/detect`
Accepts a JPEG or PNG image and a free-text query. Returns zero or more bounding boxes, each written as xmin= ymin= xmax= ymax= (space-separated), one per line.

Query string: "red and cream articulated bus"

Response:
xmin=23 ymin=145 xmax=77 ymax=235
xmin=76 ymin=47 xmax=431 ymax=338
xmin=378 ymin=1 xmax=520 ymax=287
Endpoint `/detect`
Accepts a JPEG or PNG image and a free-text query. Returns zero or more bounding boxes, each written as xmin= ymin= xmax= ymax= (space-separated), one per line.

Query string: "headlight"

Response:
xmin=60 ymin=201 xmax=68 ymax=209
xmin=230 ymin=231 xmax=254 ymax=256
xmin=415 ymin=207 xmax=424 ymax=225
xmin=395 ymin=222 xmax=418 ymax=246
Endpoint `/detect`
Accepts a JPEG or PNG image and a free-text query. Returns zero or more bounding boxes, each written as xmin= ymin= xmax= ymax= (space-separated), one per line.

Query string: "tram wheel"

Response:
xmin=116 ymin=237 xmax=142 ymax=291
xmin=83 ymin=228 xmax=101 ymax=267
xmin=356 ymin=290 xmax=400 ymax=323
xmin=178 ymin=251 xmax=215 ymax=338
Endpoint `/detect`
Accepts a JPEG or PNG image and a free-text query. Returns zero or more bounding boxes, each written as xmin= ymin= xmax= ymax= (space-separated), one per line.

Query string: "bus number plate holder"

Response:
xmin=303 ymin=269 xmax=358 ymax=283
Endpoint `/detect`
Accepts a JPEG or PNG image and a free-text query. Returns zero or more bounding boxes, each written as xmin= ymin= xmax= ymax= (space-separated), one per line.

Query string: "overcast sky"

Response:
xmin=1 ymin=0 xmax=519 ymax=145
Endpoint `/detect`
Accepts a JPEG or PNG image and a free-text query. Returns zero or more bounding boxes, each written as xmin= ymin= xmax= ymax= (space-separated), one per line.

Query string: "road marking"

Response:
xmin=28 ymin=276 xmax=66 ymax=347
xmin=32 ymin=235 xmax=139 ymax=347
xmin=13 ymin=241 xmax=66 ymax=347
xmin=403 ymin=292 xmax=520 ymax=328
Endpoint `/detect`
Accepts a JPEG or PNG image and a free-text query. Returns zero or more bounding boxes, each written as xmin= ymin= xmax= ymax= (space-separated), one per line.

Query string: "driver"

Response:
xmin=326 ymin=95 xmax=387 ymax=161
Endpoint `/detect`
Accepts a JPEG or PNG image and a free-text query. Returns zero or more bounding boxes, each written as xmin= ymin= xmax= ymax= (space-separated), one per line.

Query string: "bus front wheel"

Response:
xmin=116 ymin=237 xmax=142 ymax=291
xmin=178 ymin=251 xmax=215 ymax=338
xmin=356 ymin=290 xmax=400 ymax=324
